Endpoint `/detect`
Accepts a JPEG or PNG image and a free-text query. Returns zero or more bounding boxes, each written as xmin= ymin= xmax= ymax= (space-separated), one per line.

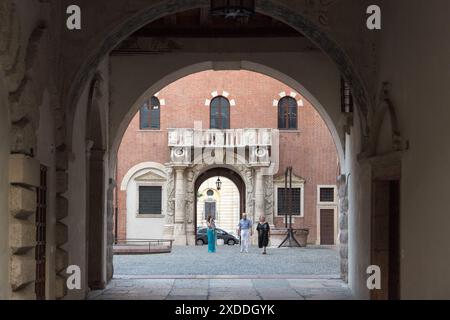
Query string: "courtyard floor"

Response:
xmin=88 ymin=245 xmax=351 ymax=300
xmin=113 ymin=245 xmax=340 ymax=276
xmin=88 ymin=278 xmax=352 ymax=300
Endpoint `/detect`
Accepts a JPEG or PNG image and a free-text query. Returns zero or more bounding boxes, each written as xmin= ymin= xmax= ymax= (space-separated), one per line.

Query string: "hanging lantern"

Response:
xmin=216 ymin=177 xmax=222 ymax=190
xmin=211 ymin=0 xmax=255 ymax=18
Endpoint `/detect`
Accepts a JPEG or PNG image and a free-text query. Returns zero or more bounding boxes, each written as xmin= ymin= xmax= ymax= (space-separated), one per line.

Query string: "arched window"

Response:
xmin=210 ymin=96 xmax=230 ymax=129
xmin=278 ymin=96 xmax=298 ymax=130
xmin=140 ymin=96 xmax=160 ymax=130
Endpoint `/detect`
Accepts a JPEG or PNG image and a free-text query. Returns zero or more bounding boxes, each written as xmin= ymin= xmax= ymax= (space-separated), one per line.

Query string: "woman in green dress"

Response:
xmin=206 ymin=215 xmax=216 ymax=253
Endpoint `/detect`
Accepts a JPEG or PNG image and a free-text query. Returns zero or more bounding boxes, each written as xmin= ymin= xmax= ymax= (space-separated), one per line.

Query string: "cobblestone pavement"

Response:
xmin=113 ymin=245 xmax=340 ymax=276
xmin=88 ymin=245 xmax=349 ymax=300
xmin=88 ymin=278 xmax=352 ymax=300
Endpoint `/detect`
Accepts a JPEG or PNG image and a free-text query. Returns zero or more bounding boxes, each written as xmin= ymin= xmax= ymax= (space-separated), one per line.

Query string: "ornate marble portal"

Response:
xmin=164 ymin=128 xmax=276 ymax=245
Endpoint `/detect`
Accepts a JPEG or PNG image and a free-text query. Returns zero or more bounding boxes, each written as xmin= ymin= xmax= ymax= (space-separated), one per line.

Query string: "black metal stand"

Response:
xmin=279 ymin=167 xmax=301 ymax=248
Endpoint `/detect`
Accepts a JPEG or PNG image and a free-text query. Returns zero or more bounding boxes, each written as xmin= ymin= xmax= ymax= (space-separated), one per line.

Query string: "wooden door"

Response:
xmin=371 ymin=180 xmax=400 ymax=300
xmin=320 ymin=209 xmax=335 ymax=245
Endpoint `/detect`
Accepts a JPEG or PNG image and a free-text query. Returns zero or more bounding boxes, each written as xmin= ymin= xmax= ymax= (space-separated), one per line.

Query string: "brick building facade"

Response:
xmin=116 ymin=70 xmax=339 ymax=245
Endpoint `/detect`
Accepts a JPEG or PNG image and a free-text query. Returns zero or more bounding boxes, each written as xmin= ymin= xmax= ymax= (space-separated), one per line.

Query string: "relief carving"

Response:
xmin=165 ymin=166 xmax=175 ymax=224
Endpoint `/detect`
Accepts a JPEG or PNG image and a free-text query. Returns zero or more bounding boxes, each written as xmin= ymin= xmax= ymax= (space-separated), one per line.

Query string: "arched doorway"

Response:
xmin=194 ymin=167 xmax=246 ymax=242
xmin=68 ymin=3 xmax=360 ymax=297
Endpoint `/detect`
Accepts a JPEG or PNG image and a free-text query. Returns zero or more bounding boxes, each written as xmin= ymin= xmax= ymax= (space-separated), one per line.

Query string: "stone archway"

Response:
xmin=67 ymin=0 xmax=371 ymax=151
xmin=111 ymin=63 xmax=345 ymax=172
xmin=163 ymin=157 xmax=274 ymax=246
xmin=67 ymin=0 xmax=362 ymax=288
xmin=194 ymin=167 xmax=247 ymax=241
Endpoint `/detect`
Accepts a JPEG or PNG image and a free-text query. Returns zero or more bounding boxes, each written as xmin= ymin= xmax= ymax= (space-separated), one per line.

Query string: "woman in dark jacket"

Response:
xmin=256 ymin=216 xmax=270 ymax=254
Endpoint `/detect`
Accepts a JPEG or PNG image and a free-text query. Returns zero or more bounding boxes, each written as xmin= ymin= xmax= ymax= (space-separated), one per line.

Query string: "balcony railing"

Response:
xmin=168 ymin=128 xmax=273 ymax=148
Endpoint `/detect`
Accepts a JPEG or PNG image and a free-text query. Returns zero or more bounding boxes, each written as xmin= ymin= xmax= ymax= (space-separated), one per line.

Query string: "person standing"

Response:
xmin=257 ymin=216 xmax=270 ymax=255
xmin=237 ymin=213 xmax=253 ymax=253
xmin=206 ymin=215 xmax=216 ymax=253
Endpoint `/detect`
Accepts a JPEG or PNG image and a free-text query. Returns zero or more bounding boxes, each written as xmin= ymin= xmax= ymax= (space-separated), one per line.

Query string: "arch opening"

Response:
xmin=195 ymin=167 xmax=246 ymax=245
xmin=67 ymin=0 xmax=370 ymax=154
xmin=71 ymin=3 xmax=356 ymax=296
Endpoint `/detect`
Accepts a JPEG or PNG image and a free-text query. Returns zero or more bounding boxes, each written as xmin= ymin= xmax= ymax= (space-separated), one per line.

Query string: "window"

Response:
xmin=140 ymin=96 xmax=160 ymax=130
xmin=138 ymin=186 xmax=162 ymax=214
xmin=278 ymin=96 xmax=298 ymax=130
xmin=320 ymin=187 xmax=335 ymax=203
xmin=204 ymin=201 xmax=217 ymax=219
xmin=277 ymin=188 xmax=302 ymax=216
xmin=210 ymin=96 xmax=230 ymax=129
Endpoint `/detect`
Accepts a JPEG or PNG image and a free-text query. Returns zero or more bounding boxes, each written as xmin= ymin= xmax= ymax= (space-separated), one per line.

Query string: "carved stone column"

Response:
xmin=252 ymin=168 xmax=265 ymax=245
xmin=264 ymin=175 xmax=275 ymax=226
xmin=163 ymin=167 xmax=175 ymax=239
xmin=337 ymin=174 xmax=349 ymax=282
xmin=173 ymin=166 xmax=187 ymax=245
xmin=254 ymin=169 xmax=265 ymax=220
xmin=185 ymin=170 xmax=196 ymax=246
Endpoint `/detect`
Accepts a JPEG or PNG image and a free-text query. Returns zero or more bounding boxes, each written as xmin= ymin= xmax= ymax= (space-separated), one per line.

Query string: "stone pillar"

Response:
xmin=9 ymin=154 xmax=40 ymax=299
xmin=337 ymin=174 xmax=349 ymax=283
xmin=173 ymin=167 xmax=187 ymax=245
xmin=253 ymin=168 xmax=265 ymax=244
xmin=254 ymin=169 xmax=265 ymax=219
xmin=163 ymin=167 xmax=175 ymax=239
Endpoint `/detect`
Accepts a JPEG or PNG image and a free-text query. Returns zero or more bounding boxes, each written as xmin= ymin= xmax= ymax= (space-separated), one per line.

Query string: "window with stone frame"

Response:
xmin=277 ymin=188 xmax=302 ymax=215
xmin=210 ymin=96 xmax=230 ymax=129
xmin=278 ymin=96 xmax=298 ymax=130
xmin=319 ymin=187 xmax=335 ymax=203
xmin=140 ymin=96 xmax=161 ymax=130
xmin=138 ymin=186 xmax=162 ymax=215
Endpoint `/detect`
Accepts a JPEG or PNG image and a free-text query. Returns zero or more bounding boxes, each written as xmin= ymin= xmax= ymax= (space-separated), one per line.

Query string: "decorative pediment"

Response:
xmin=273 ymin=172 xmax=306 ymax=184
xmin=134 ymin=169 xmax=167 ymax=182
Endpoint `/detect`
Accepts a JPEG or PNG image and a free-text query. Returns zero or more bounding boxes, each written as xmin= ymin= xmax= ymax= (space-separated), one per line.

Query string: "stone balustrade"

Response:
xmin=168 ymin=128 xmax=274 ymax=148
xmin=168 ymin=128 xmax=275 ymax=166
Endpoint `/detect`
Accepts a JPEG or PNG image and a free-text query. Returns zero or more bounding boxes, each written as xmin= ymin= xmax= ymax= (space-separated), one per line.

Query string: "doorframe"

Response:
xmin=316 ymin=185 xmax=338 ymax=245
xmin=194 ymin=167 xmax=246 ymax=241
xmin=316 ymin=206 xmax=338 ymax=245
xmin=369 ymin=153 xmax=402 ymax=300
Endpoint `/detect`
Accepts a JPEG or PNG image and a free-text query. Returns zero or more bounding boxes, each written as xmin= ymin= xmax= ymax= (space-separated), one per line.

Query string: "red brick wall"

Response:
xmin=116 ymin=70 xmax=339 ymax=242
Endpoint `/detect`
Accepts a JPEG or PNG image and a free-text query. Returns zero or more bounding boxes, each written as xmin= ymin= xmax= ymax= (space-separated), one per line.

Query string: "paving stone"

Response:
xmin=130 ymin=295 xmax=168 ymax=300
xmin=166 ymin=295 xmax=208 ymax=300
xmin=288 ymin=279 xmax=326 ymax=289
xmin=170 ymin=288 xmax=208 ymax=296
xmin=211 ymin=288 xmax=257 ymax=295
xmin=90 ymin=278 xmax=352 ymax=300
xmin=208 ymin=295 xmax=261 ymax=300
xmin=257 ymin=288 xmax=301 ymax=300
xmin=173 ymin=279 xmax=209 ymax=289
xmin=209 ymin=279 xmax=254 ymax=288
xmin=137 ymin=279 xmax=175 ymax=288
xmin=253 ymin=279 xmax=290 ymax=288
xmin=86 ymin=290 xmax=103 ymax=300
